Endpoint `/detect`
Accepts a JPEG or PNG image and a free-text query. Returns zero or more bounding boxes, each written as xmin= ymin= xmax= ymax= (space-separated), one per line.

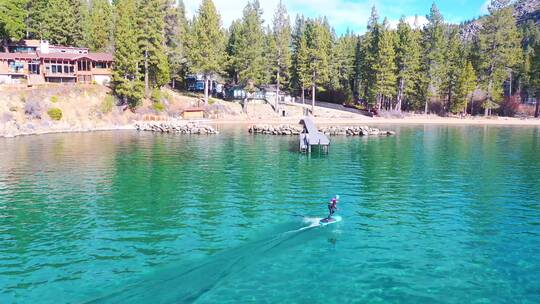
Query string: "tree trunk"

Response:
xmin=470 ymin=97 xmax=474 ymax=115
xmin=301 ymin=87 xmax=305 ymax=105
xmin=172 ymin=78 xmax=176 ymax=90
xmin=534 ymin=90 xmax=540 ymax=118
xmin=396 ymin=78 xmax=404 ymax=112
xmin=204 ymin=74 xmax=209 ymax=105
xmin=311 ymin=84 xmax=315 ymax=115
xmin=276 ymin=71 xmax=280 ymax=113
xmin=144 ymin=49 xmax=149 ymax=97
xmin=424 ymin=99 xmax=428 ymax=115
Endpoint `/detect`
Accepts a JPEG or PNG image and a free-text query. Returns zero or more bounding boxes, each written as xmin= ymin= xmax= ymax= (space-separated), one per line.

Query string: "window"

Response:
xmin=95 ymin=62 xmax=106 ymax=69
xmin=52 ymin=65 xmax=57 ymax=73
xmin=77 ymin=60 xmax=90 ymax=71
xmin=29 ymin=62 xmax=40 ymax=74
xmin=8 ymin=61 xmax=25 ymax=73
xmin=64 ymin=66 xmax=69 ymax=74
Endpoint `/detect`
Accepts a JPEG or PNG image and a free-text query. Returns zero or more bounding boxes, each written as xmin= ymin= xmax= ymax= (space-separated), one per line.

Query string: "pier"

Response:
xmin=299 ymin=117 xmax=330 ymax=153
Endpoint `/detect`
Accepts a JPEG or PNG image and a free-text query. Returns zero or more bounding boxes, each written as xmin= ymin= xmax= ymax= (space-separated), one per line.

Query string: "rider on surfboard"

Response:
xmin=327 ymin=195 xmax=339 ymax=220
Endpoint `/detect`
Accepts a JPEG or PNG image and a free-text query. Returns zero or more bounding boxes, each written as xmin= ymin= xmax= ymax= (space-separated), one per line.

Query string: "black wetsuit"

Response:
xmin=328 ymin=201 xmax=337 ymax=218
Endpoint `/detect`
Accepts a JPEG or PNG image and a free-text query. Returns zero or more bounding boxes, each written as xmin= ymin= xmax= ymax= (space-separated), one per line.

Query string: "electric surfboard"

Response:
xmin=319 ymin=215 xmax=342 ymax=226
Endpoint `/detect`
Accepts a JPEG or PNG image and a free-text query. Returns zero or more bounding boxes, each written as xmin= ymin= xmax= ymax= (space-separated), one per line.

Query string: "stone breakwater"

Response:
xmin=249 ymin=125 xmax=303 ymax=135
xmin=135 ymin=121 xmax=218 ymax=134
xmin=249 ymin=124 xmax=395 ymax=136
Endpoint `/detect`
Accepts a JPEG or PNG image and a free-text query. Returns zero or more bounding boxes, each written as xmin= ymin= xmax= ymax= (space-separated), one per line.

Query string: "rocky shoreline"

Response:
xmin=135 ymin=121 xmax=218 ymax=134
xmin=249 ymin=124 xmax=395 ymax=136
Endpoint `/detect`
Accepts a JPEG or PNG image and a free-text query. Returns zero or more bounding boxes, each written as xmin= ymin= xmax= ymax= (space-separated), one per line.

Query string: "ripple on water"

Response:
xmin=0 ymin=127 xmax=539 ymax=303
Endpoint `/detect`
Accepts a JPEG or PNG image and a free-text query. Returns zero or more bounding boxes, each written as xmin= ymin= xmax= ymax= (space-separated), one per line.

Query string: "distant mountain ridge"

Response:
xmin=461 ymin=0 xmax=539 ymax=41
xmin=514 ymin=0 xmax=540 ymax=23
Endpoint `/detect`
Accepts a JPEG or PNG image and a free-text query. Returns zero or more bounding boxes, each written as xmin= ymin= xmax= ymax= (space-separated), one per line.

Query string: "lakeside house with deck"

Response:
xmin=0 ymin=40 xmax=113 ymax=85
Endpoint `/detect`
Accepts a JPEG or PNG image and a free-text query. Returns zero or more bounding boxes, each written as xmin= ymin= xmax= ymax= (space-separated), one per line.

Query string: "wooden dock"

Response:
xmin=299 ymin=117 xmax=330 ymax=153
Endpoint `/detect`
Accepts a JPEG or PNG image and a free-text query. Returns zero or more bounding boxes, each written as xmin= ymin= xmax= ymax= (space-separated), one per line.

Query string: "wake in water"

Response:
xmin=84 ymin=216 xmax=336 ymax=304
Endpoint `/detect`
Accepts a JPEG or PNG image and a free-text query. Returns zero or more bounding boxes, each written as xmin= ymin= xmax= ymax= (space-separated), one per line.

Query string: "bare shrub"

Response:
xmin=1 ymin=112 xmax=14 ymax=123
xmin=24 ymin=99 xmax=43 ymax=119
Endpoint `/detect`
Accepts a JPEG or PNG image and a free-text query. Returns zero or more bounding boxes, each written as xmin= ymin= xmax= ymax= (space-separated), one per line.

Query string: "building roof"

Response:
xmin=183 ymin=107 xmax=205 ymax=112
xmin=0 ymin=53 xmax=39 ymax=60
xmin=0 ymin=51 xmax=113 ymax=62
xmin=86 ymin=53 xmax=114 ymax=61
xmin=50 ymin=45 xmax=89 ymax=51
xmin=36 ymin=51 xmax=113 ymax=61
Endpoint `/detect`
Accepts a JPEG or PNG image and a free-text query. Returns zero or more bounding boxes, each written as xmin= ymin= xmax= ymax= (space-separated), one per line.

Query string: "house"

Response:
xmin=224 ymin=85 xmax=267 ymax=101
xmin=0 ymin=40 xmax=113 ymax=85
xmin=186 ymin=74 xmax=223 ymax=97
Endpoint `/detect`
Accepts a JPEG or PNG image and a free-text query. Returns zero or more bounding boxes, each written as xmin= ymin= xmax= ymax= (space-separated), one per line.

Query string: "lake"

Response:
xmin=1 ymin=125 xmax=539 ymax=303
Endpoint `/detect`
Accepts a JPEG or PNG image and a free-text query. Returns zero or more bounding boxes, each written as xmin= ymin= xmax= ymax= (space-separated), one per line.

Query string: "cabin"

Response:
xmin=182 ymin=107 xmax=205 ymax=119
xmin=0 ymin=40 xmax=113 ymax=85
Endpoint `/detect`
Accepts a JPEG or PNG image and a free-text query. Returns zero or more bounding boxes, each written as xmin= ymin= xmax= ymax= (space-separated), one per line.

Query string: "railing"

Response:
xmin=45 ymin=72 xmax=76 ymax=77
xmin=6 ymin=68 xmax=25 ymax=74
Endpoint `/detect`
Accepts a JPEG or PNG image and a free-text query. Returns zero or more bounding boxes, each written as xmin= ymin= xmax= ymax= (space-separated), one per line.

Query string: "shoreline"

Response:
xmin=2 ymin=116 xmax=540 ymax=138
xmin=211 ymin=116 xmax=540 ymax=127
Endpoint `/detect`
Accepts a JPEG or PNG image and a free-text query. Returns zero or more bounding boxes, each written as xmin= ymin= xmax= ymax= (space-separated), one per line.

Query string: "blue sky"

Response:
xmin=185 ymin=0 xmax=491 ymax=35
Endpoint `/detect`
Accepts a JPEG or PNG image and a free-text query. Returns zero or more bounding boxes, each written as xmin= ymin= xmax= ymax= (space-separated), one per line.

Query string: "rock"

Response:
xmin=135 ymin=120 xmax=218 ymax=135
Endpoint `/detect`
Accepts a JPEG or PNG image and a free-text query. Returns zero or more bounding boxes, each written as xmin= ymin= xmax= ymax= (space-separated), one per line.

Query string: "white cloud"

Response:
xmin=184 ymin=0 xmax=373 ymax=34
xmin=479 ymin=0 xmax=491 ymax=15
xmin=387 ymin=15 xmax=428 ymax=30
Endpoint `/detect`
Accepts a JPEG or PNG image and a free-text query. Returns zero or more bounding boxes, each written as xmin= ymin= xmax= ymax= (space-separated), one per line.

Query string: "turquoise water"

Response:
xmin=1 ymin=125 xmax=540 ymax=303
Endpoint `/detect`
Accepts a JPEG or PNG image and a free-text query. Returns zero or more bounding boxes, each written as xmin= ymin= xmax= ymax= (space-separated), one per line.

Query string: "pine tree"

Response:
xmin=225 ymin=20 xmax=243 ymax=84
xmin=112 ymin=0 xmax=144 ymax=108
xmin=42 ymin=0 xmax=85 ymax=46
xmin=138 ymin=0 xmax=170 ymax=95
xmin=269 ymin=0 xmax=292 ymax=111
xmin=290 ymin=14 xmax=306 ymax=98
xmin=165 ymin=0 xmax=189 ymax=89
xmin=352 ymin=36 xmax=363 ymax=100
xmin=373 ymin=18 xmax=397 ymax=111
xmin=518 ymin=20 xmax=540 ymax=113
xmin=395 ymin=16 xmax=422 ymax=111
xmin=0 ymin=0 xmax=28 ymax=41
xmin=528 ymin=25 xmax=540 ymax=117
xmin=303 ymin=18 xmax=332 ymax=112
xmin=235 ymin=0 xmax=266 ymax=88
xmin=261 ymin=26 xmax=274 ymax=85
xmin=364 ymin=6 xmax=380 ymax=107
xmin=187 ymin=0 xmax=226 ymax=104
xmin=477 ymin=0 xmax=522 ymax=116
xmin=441 ymin=27 xmax=463 ymax=112
xmin=331 ymin=30 xmax=356 ymax=101
xmin=26 ymin=0 xmax=48 ymax=39
xmin=86 ymin=0 xmax=113 ymax=51
xmin=453 ymin=60 xmax=477 ymax=114
xmin=69 ymin=0 xmax=86 ymax=46
xmin=421 ymin=3 xmax=446 ymax=113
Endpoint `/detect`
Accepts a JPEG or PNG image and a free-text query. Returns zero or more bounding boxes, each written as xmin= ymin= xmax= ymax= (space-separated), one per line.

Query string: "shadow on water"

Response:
xmin=84 ymin=217 xmax=333 ymax=304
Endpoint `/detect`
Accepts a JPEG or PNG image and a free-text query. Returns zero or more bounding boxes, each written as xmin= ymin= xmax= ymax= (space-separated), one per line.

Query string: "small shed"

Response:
xmin=182 ymin=107 xmax=205 ymax=119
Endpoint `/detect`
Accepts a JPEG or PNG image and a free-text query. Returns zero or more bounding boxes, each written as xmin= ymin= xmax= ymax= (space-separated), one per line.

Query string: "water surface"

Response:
xmin=1 ymin=125 xmax=539 ymax=303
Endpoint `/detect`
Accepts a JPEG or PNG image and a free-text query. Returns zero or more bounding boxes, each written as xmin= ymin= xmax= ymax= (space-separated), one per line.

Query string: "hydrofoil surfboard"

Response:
xmin=319 ymin=215 xmax=342 ymax=226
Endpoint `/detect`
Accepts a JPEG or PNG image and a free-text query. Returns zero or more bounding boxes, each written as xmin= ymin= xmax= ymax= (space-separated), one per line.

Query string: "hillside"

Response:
xmin=0 ymin=85 xmax=238 ymax=137
xmin=462 ymin=0 xmax=539 ymax=40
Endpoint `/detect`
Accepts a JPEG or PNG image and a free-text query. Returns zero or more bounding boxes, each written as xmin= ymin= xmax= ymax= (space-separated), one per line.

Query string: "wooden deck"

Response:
xmin=299 ymin=117 xmax=330 ymax=153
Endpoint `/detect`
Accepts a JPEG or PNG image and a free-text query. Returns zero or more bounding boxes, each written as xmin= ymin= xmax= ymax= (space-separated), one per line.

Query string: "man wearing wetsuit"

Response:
xmin=327 ymin=196 xmax=339 ymax=219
